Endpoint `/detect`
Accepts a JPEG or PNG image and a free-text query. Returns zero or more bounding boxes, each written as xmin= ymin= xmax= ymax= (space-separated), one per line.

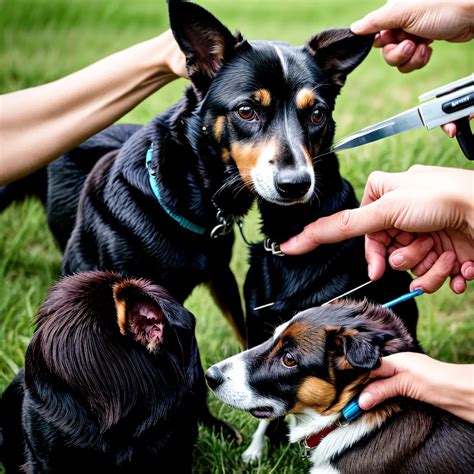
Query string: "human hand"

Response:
xmin=357 ymin=352 xmax=474 ymax=423
xmin=351 ymin=0 xmax=474 ymax=73
xmin=280 ymin=166 xmax=474 ymax=294
xmin=159 ymin=30 xmax=188 ymax=79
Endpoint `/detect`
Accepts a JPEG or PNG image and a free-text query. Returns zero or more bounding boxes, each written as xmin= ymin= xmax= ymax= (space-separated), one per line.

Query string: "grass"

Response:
xmin=1 ymin=0 xmax=473 ymax=472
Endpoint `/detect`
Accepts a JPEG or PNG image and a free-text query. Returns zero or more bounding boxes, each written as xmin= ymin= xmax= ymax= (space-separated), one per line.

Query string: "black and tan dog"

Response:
xmin=206 ymin=301 xmax=473 ymax=473
xmin=0 ymin=1 xmax=417 ymax=347
xmin=0 ymin=271 xmax=206 ymax=473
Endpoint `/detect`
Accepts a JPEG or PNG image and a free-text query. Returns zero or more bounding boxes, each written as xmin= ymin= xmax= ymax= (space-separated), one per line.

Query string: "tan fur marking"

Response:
xmin=253 ymin=88 xmax=271 ymax=107
xmin=296 ymin=88 xmax=316 ymax=109
xmin=112 ymin=283 xmax=129 ymax=336
xmin=230 ymin=140 xmax=278 ymax=188
xmin=290 ymin=376 xmax=336 ymax=414
xmin=299 ymin=144 xmax=313 ymax=167
xmin=221 ymin=148 xmax=230 ymax=164
xmin=214 ymin=116 xmax=225 ymax=141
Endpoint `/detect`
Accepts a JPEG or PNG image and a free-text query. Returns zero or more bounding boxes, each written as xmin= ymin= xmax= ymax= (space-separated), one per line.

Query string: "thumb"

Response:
xmin=358 ymin=375 xmax=405 ymax=410
xmin=351 ymin=3 xmax=412 ymax=35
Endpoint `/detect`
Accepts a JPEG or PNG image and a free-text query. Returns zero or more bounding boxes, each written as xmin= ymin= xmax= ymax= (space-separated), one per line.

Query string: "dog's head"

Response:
xmin=206 ymin=300 xmax=414 ymax=419
xmin=25 ymin=271 xmax=198 ymax=430
xmin=169 ymin=0 xmax=373 ymax=206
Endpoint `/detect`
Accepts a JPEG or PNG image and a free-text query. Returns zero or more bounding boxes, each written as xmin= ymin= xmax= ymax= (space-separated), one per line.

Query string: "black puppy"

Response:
xmin=1 ymin=271 xmax=204 ymax=473
xmin=239 ymin=33 xmax=419 ymax=347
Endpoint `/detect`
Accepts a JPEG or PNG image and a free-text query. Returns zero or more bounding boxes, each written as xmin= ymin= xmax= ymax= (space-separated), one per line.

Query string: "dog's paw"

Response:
xmin=241 ymin=442 xmax=264 ymax=464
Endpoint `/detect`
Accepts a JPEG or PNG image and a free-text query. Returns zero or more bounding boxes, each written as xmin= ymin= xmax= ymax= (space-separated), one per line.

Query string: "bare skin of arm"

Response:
xmin=0 ymin=30 xmax=186 ymax=185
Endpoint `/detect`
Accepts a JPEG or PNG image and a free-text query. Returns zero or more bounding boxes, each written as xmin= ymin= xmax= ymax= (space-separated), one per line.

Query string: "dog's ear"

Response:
xmin=305 ymin=28 xmax=374 ymax=90
xmin=326 ymin=325 xmax=392 ymax=370
xmin=113 ymin=281 xmax=166 ymax=353
xmin=169 ymin=0 xmax=242 ymax=92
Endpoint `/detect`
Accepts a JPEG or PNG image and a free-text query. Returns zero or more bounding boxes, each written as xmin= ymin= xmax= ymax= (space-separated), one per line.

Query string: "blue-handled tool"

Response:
xmin=340 ymin=288 xmax=425 ymax=422
xmin=382 ymin=289 xmax=424 ymax=308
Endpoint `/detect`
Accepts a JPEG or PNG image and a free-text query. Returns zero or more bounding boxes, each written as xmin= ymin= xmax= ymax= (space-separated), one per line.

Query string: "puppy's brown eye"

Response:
xmin=282 ymin=352 xmax=297 ymax=368
xmin=311 ymin=107 xmax=325 ymax=125
xmin=237 ymin=105 xmax=257 ymax=121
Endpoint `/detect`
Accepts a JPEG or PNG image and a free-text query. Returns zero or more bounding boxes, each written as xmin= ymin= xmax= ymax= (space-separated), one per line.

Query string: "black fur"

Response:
xmin=207 ymin=302 xmax=473 ymax=473
xmin=0 ymin=272 xmax=202 ymax=473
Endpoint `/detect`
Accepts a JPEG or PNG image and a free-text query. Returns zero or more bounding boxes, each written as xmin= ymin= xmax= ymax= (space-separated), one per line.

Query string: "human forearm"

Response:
xmin=0 ymin=30 xmax=185 ymax=184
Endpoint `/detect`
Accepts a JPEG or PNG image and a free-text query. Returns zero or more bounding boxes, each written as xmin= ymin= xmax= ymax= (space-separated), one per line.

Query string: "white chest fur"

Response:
xmin=290 ymin=409 xmax=377 ymax=474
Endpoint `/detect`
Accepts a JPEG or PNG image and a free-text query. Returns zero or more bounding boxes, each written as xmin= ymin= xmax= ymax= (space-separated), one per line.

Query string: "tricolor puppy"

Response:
xmin=206 ymin=301 xmax=473 ymax=473
xmin=1 ymin=272 xmax=205 ymax=473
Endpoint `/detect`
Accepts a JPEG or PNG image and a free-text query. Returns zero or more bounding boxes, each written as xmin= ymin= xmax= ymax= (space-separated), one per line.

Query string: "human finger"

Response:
xmin=388 ymin=235 xmax=434 ymax=270
xmin=411 ymin=250 xmax=439 ymax=277
xmin=409 ymin=251 xmax=457 ymax=293
xmin=357 ymin=375 xmax=406 ymax=410
xmin=280 ymin=200 xmax=392 ymax=255
xmin=397 ymin=44 xmax=432 ymax=73
xmin=365 ymin=232 xmax=389 ymax=280
xmin=441 ymin=123 xmax=457 ymax=138
xmin=381 ymin=40 xmax=416 ymax=67
xmin=450 ymin=274 xmax=467 ymax=294
xmin=461 ymin=261 xmax=474 ymax=281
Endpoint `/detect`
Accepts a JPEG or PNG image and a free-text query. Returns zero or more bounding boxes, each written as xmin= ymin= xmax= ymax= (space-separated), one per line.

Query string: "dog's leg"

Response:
xmin=242 ymin=419 xmax=271 ymax=464
xmin=208 ymin=267 xmax=246 ymax=347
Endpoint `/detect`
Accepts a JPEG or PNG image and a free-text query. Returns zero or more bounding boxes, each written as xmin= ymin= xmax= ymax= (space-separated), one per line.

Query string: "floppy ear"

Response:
xmin=326 ymin=326 xmax=391 ymax=370
xmin=306 ymin=28 xmax=374 ymax=89
xmin=113 ymin=281 xmax=166 ymax=353
xmin=168 ymin=0 xmax=242 ymax=92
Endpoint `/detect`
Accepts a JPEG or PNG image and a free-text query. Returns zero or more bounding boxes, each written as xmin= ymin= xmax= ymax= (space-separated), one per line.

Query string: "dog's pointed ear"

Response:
xmin=326 ymin=325 xmax=390 ymax=370
xmin=305 ymin=28 xmax=374 ymax=90
xmin=169 ymin=0 xmax=243 ymax=92
xmin=113 ymin=281 xmax=166 ymax=353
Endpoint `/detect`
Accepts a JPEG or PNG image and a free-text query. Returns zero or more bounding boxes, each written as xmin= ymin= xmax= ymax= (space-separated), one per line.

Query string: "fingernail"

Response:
xmin=421 ymin=236 xmax=434 ymax=250
xmin=391 ymin=253 xmax=405 ymax=268
xmin=350 ymin=20 xmax=364 ymax=33
xmin=445 ymin=252 xmax=456 ymax=265
xmin=358 ymin=392 xmax=375 ymax=410
xmin=454 ymin=281 xmax=465 ymax=293
xmin=280 ymin=237 xmax=296 ymax=252
xmin=464 ymin=265 xmax=474 ymax=280
xmin=368 ymin=264 xmax=374 ymax=280
xmin=419 ymin=44 xmax=427 ymax=60
xmin=403 ymin=42 xmax=415 ymax=55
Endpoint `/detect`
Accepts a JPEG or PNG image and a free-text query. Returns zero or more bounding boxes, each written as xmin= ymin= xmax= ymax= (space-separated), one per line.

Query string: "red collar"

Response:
xmin=303 ymin=423 xmax=339 ymax=450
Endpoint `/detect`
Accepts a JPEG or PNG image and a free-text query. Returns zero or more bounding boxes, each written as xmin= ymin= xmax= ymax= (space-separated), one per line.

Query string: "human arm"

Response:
xmin=280 ymin=165 xmax=474 ymax=294
xmin=357 ymin=353 xmax=474 ymax=423
xmin=0 ymin=30 xmax=186 ymax=185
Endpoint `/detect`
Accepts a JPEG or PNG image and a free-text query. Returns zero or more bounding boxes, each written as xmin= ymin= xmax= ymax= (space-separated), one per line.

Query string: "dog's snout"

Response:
xmin=274 ymin=170 xmax=312 ymax=199
xmin=205 ymin=365 xmax=225 ymax=390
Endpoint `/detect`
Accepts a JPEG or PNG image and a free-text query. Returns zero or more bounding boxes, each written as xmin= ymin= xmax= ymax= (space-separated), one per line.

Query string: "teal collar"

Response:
xmin=145 ymin=144 xmax=234 ymax=238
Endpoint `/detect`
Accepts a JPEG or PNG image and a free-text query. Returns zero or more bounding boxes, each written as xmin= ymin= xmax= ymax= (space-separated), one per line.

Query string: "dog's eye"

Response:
xmin=237 ymin=105 xmax=257 ymax=121
xmin=311 ymin=107 xmax=325 ymax=125
xmin=281 ymin=352 xmax=297 ymax=368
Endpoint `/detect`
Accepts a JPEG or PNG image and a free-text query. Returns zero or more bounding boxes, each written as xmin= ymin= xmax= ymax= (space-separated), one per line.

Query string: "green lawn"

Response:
xmin=1 ymin=1 xmax=473 ymax=472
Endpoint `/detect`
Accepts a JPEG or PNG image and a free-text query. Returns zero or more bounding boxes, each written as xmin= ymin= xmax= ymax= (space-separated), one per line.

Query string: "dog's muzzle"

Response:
xmin=274 ymin=169 xmax=312 ymax=200
xmin=205 ymin=365 xmax=225 ymax=390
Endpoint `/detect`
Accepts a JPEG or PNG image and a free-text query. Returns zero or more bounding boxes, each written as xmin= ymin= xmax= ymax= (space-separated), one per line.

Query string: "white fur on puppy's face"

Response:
xmin=207 ymin=350 xmax=287 ymax=418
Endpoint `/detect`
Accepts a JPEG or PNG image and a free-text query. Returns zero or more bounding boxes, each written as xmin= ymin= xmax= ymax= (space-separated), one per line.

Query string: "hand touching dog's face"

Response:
xmin=206 ymin=301 xmax=413 ymax=419
xmin=169 ymin=1 xmax=374 ymax=206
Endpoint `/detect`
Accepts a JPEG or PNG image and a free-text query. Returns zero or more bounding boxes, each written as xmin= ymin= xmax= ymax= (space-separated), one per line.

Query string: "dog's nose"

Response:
xmin=205 ymin=366 xmax=225 ymax=390
xmin=274 ymin=170 xmax=312 ymax=199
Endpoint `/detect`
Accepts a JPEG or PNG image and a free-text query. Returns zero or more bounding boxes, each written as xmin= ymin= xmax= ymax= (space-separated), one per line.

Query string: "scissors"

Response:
xmin=330 ymin=74 xmax=474 ymax=160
